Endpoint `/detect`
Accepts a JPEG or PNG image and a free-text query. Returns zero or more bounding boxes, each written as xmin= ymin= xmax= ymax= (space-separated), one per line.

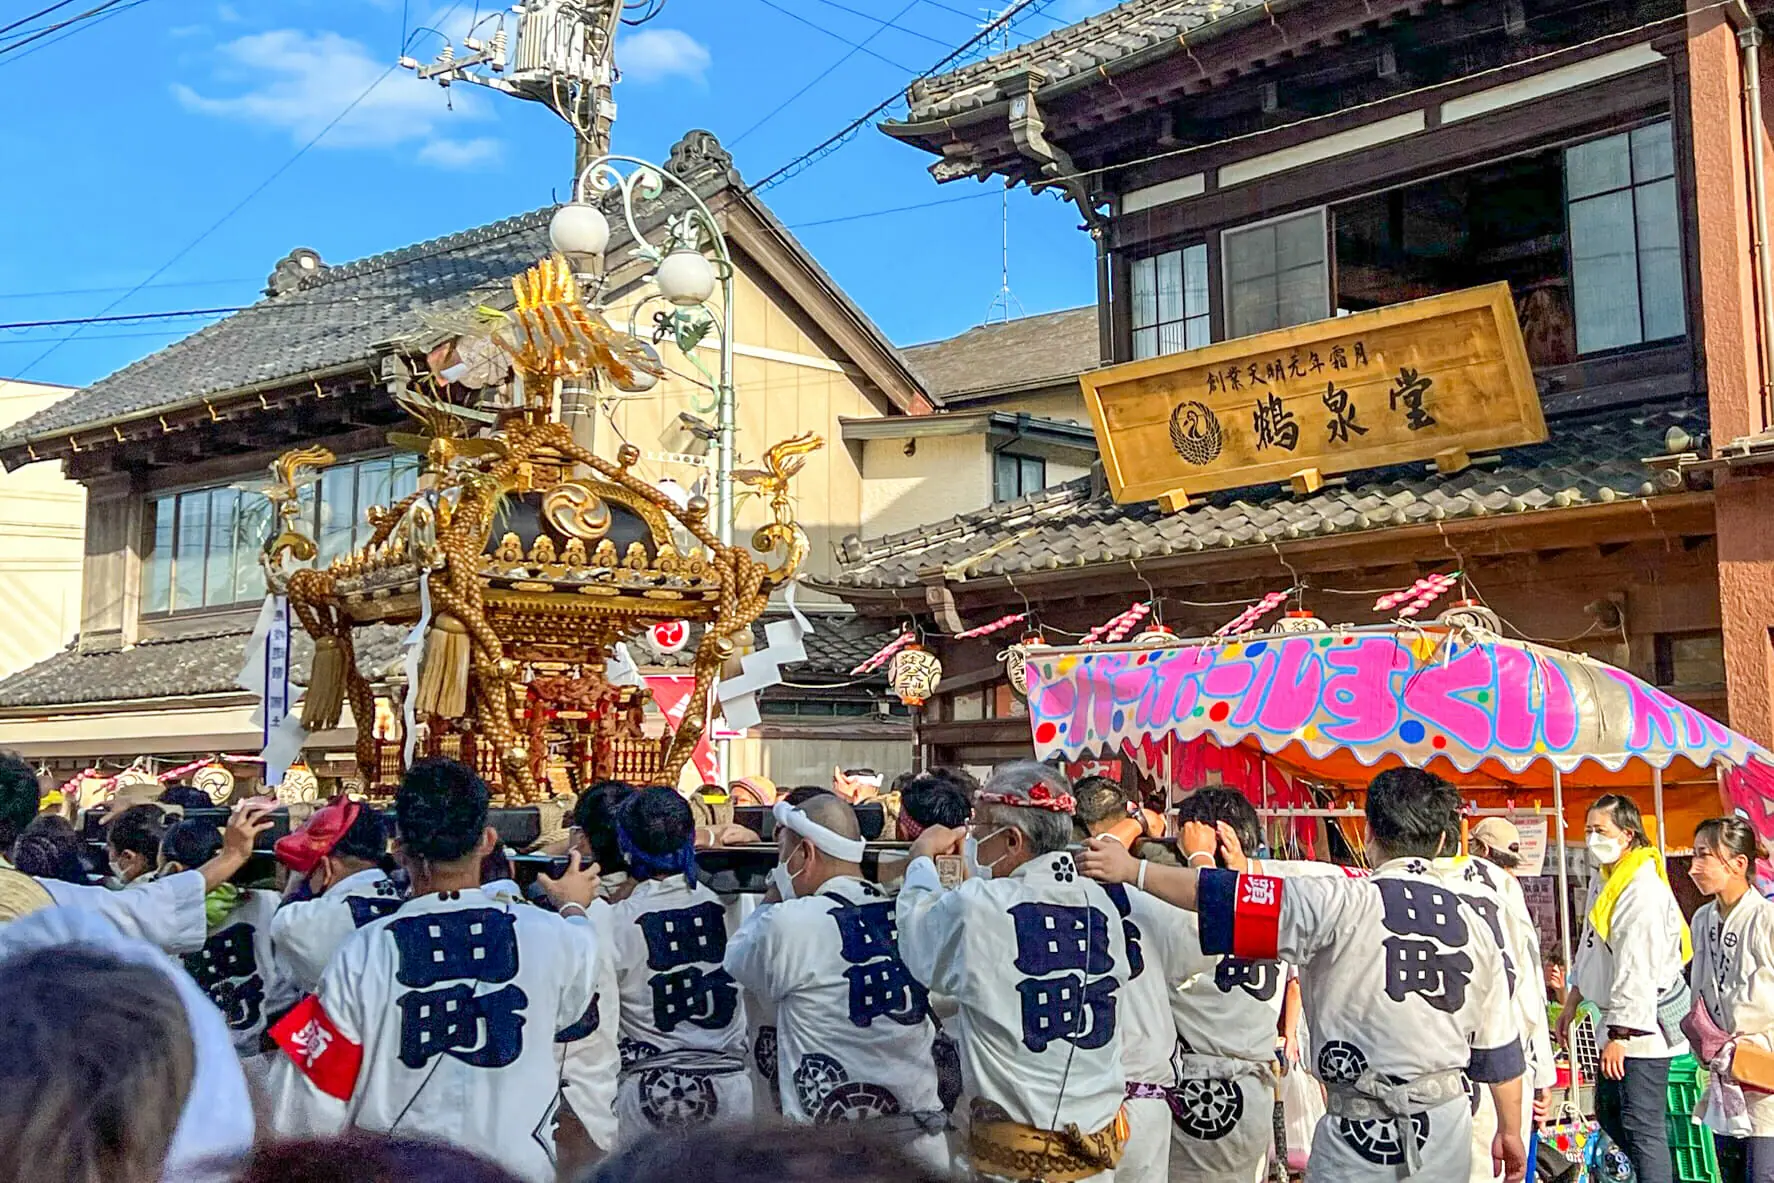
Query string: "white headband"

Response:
xmin=773 ymin=799 xmax=867 ymax=863
xmin=846 ymin=772 xmax=883 ymax=789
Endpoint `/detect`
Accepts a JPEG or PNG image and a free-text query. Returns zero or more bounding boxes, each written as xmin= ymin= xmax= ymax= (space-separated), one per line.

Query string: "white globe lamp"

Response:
xmin=655 ymin=247 xmax=717 ymax=306
xmin=549 ymin=202 xmax=610 ymax=262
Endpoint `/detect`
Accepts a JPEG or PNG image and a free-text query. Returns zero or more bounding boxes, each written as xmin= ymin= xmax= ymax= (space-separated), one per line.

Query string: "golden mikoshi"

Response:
xmin=262 ymin=254 xmax=822 ymax=803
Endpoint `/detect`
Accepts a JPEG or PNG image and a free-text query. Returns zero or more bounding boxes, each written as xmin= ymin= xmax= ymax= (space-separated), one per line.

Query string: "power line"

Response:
xmin=0 ymin=0 xmax=137 ymax=59
xmin=0 ymin=277 xmax=257 ymax=301
xmin=734 ymin=0 xmax=923 ymax=147
xmin=0 ymin=307 xmax=249 ymax=330
xmin=0 ymin=0 xmax=145 ymax=65
xmin=744 ymin=0 xmax=919 ymax=74
xmin=736 ymin=0 xmax=1056 ymax=196
xmin=804 ymin=0 xmax=954 ymax=47
xmin=13 ymin=0 xmax=468 ymax=380
xmin=0 ymin=0 xmax=78 ymax=38
xmin=915 ymin=0 xmax=1067 ymax=28
xmin=786 ymin=188 xmax=999 ymax=228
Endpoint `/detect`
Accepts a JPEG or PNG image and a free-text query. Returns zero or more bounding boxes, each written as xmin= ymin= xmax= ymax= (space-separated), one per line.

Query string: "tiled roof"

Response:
xmin=828 ymin=399 xmax=1706 ymax=588
xmin=0 ymin=612 xmax=889 ymax=710
xmin=4 ymin=131 xmax=923 ymax=446
xmin=0 ymin=622 xmax=407 ymax=710
xmin=902 ymin=307 xmax=1098 ymax=401
xmin=896 ymin=0 xmax=1267 ymax=123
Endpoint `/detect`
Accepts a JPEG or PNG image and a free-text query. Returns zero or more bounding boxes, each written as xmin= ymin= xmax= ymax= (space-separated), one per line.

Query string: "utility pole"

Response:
xmin=400 ymin=0 xmax=629 ymax=183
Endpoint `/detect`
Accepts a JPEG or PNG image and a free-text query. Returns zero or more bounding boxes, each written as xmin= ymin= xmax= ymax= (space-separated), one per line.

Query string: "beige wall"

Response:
xmin=971 ymin=385 xmax=1090 ymax=424
xmin=724 ymin=734 xmax=911 ymax=789
xmin=859 ymin=434 xmax=993 ymax=540
xmin=0 ymin=380 xmax=84 ymax=678
xmin=600 ymin=258 xmax=895 ymax=595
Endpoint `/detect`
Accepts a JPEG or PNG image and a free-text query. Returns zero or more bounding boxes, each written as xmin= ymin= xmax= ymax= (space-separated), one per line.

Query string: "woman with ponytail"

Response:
xmin=1689 ymin=817 xmax=1774 ymax=1182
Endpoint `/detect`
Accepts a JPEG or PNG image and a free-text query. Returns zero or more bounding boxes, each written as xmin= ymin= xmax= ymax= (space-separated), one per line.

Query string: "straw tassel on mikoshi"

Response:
xmin=299 ymin=634 xmax=348 ymax=731
xmin=414 ymin=613 xmax=472 ymax=719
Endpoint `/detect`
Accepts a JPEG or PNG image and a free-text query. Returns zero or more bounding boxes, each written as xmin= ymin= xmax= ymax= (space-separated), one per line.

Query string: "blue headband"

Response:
xmin=615 ymin=819 xmax=697 ymax=881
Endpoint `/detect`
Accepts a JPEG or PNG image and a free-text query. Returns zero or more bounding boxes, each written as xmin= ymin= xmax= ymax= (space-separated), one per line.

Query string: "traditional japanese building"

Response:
xmin=823 ymin=0 xmax=1774 ymax=790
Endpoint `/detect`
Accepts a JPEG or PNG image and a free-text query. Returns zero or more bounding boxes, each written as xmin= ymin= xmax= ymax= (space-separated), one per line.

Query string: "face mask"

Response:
xmin=964 ymin=829 xmax=1009 ymax=881
xmin=770 ymin=847 xmax=809 ymax=901
xmin=1587 ymin=835 xmax=1625 ymax=866
xmin=597 ymin=870 xmax=629 ymax=900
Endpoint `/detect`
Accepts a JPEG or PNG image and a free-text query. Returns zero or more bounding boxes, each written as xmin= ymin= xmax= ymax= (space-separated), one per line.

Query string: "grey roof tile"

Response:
xmin=892 ymin=0 xmax=1268 ymax=123
xmin=824 ymin=399 xmax=1707 ymax=589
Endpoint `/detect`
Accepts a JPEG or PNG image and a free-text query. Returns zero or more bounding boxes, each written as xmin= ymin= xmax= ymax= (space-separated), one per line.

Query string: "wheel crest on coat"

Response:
xmin=793 ymin=1052 xmax=850 ymax=1112
xmin=813 ymin=1081 xmax=902 ymax=1124
xmin=1173 ymin=1078 xmax=1244 ymax=1142
xmin=636 ymin=1066 xmax=718 ymax=1127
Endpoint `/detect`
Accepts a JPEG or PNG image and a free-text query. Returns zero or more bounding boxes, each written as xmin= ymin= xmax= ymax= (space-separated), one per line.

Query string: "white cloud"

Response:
xmin=216 ymin=3 xmax=242 ymax=21
xmin=618 ymin=28 xmax=711 ymax=86
xmin=418 ymin=136 xmax=502 ymax=169
xmin=173 ymin=29 xmax=488 ymax=160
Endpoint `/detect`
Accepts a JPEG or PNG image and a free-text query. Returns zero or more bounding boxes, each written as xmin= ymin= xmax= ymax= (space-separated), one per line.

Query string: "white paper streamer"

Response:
xmin=607 ymin=642 xmax=642 ymax=687
xmin=401 ymin=571 xmax=433 ymax=770
xmin=235 ymin=594 xmax=278 ymax=692
xmin=716 ymin=580 xmax=812 ymax=732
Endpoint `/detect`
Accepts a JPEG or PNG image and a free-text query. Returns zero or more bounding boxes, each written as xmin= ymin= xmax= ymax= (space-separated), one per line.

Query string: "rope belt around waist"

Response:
xmin=1174 ymin=1052 xmax=1278 ymax=1087
xmin=1323 ymin=1068 xmax=1468 ymax=1175
xmin=967 ymin=1107 xmax=1129 ymax=1183
xmin=619 ymin=1049 xmax=748 ymax=1081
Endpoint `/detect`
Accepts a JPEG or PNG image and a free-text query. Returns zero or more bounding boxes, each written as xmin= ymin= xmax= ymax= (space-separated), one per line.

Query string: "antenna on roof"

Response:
xmin=980 ymin=7 xmax=1025 ymax=326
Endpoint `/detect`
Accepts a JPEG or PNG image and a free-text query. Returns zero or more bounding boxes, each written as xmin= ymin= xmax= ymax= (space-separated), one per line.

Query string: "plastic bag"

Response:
xmin=1279 ymin=1058 xmax=1325 ymax=1172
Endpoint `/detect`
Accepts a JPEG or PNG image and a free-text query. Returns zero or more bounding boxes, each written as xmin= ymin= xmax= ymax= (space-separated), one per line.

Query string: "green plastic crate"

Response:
xmin=1665 ymin=1055 xmax=1720 ymax=1183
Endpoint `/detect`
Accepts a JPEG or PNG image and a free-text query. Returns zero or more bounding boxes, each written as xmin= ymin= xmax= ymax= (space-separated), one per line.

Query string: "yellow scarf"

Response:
xmin=1589 ymin=844 xmax=1693 ymax=962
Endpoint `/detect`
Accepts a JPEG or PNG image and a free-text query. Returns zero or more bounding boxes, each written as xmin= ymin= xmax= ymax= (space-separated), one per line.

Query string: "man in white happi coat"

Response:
xmin=0 ymin=751 xmax=272 ymax=955
xmin=159 ymin=818 xmax=298 ymax=1063
xmin=267 ymin=759 xmax=603 ymax=1183
xmin=898 ymin=761 xmax=1132 ymax=1183
xmin=1082 ymin=768 xmax=1528 ymax=1183
xmin=725 ymin=792 xmax=947 ymax=1169
xmin=268 ymin=797 xmax=402 ymax=994
xmin=1442 ymin=818 xmax=1556 ymax=1183
xmin=605 ymin=785 xmax=752 ymax=1141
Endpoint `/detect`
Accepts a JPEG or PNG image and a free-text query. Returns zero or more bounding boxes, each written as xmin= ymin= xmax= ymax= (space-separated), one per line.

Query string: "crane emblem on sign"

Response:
xmin=1168 ymin=401 xmax=1224 ymax=466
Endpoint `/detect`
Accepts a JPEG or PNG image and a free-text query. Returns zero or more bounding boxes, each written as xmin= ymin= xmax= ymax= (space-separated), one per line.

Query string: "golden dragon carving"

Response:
xmin=736 ymin=431 xmax=824 ymax=584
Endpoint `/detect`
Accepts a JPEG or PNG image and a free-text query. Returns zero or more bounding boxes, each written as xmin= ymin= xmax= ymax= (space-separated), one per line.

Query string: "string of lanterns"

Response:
xmin=1376 ymin=571 xmax=1459 ymax=617
xmin=1216 ymin=590 xmax=1291 ymax=637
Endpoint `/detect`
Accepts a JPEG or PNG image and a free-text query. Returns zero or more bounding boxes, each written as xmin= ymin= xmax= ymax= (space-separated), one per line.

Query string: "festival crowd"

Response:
xmin=0 ymin=748 xmax=1768 ymax=1183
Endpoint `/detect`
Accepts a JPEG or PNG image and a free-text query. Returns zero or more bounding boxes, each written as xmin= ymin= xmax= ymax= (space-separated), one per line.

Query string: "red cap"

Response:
xmin=274 ymin=796 xmax=362 ymax=874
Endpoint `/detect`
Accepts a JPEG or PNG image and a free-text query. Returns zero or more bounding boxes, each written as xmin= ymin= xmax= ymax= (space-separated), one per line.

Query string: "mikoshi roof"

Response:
xmin=1023 ymin=620 xmax=1774 ymax=810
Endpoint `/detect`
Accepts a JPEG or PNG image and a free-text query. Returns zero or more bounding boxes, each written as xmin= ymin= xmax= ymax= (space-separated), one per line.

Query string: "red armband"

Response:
xmin=271 ymin=994 xmax=363 ymax=1101
xmin=1231 ymin=873 xmax=1284 ymax=960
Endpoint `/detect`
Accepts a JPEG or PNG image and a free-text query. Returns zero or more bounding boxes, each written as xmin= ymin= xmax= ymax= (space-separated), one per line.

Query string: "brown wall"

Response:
xmin=1683 ymin=2 xmax=1774 ymax=746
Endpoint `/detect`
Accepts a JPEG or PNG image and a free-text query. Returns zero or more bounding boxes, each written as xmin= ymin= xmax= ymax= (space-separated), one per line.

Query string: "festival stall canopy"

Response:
xmin=1024 ymin=624 xmax=1774 ymax=836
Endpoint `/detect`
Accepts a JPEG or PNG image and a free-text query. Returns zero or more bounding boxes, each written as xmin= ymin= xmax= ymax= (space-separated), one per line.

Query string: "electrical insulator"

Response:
xmin=491 ymin=26 xmax=509 ymax=71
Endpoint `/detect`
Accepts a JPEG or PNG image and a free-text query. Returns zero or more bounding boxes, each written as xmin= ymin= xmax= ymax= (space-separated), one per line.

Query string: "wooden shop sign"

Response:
xmin=1079 ymin=283 xmax=1546 ymax=510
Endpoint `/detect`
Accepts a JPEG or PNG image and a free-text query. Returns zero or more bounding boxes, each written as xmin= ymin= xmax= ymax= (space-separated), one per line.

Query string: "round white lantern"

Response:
xmin=655 ymin=248 xmax=717 ymax=307
xmin=888 ymin=643 xmax=943 ymax=707
xmin=276 ymin=763 xmax=320 ymax=805
xmin=193 ymin=763 xmax=235 ymax=805
xmin=548 ymin=202 xmax=610 ymax=261
xmin=1276 ymin=610 xmax=1326 ymax=633
xmin=1133 ymin=623 xmax=1177 ymax=647
xmin=1002 ymin=633 xmax=1046 ymax=697
xmin=1439 ymin=598 xmax=1503 ymax=636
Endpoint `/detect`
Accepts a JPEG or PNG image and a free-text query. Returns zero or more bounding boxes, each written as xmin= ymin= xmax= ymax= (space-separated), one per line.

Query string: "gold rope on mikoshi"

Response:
xmin=262 ymin=254 xmax=821 ymax=803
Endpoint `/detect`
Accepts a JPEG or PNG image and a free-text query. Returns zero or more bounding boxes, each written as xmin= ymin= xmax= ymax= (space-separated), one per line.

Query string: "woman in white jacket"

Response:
xmin=1688 ymin=816 xmax=1774 ymax=1183
xmin=1557 ymin=794 xmax=1690 ymax=1183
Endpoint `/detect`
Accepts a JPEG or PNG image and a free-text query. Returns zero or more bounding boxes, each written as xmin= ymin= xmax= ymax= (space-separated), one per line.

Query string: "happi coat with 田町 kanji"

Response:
xmin=1197 ymin=858 xmax=1523 ymax=1182
xmin=265 ymin=888 xmax=601 ymax=1183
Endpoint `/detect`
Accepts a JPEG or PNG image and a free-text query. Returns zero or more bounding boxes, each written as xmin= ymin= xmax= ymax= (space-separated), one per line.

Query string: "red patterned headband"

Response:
xmin=974 ymin=785 xmax=1077 ymax=814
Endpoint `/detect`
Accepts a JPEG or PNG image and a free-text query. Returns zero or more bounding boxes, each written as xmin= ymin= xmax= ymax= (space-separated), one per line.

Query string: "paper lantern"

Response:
xmin=1276 ymin=610 xmax=1326 ymax=633
xmin=1001 ymin=633 xmax=1046 ymax=698
xmin=192 ymin=764 xmax=235 ymax=805
xmin=888 ymin=643 xmax=943 ymax=707
xmin=276 ymin=763 xmax=320 ymax=805
xmin=1133 ymin=623 xmax=1177 ymax=647
xmin=650 ymin=619 xmax=690 ymax=654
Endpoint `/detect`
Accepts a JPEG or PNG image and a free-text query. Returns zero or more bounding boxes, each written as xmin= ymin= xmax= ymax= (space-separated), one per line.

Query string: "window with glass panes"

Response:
xmin=1222 ymin=209 xmax=1329 ymax=339
xmin=993 ymin=452 xmax=1046 ymax=502
xmin=142 ymin=453 xmax=420 ymax=615
xmin=1565 ymin=120 xmax=1685 ymax=354
xmin=1130 ymin=244 xmax=1210 ymax=359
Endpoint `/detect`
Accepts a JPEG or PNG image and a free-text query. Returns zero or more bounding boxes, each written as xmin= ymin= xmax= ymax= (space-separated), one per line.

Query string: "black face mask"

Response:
xmin=284 ymin=876 xmax=315 ymax=904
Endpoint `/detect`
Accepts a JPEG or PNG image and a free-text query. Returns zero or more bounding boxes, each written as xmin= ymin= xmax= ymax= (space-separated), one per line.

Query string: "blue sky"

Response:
xmin=0 ymin=0 xmax=1117 ymax=390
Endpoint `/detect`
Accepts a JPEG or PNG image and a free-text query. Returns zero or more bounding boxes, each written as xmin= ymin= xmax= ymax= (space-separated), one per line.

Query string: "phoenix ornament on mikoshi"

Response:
xmin=260 ymin=254 xmax=821 ymax=803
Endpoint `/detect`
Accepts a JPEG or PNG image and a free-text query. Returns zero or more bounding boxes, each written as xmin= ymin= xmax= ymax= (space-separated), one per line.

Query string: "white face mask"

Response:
xmin=770 ymin=847 xmax=809 ymax=901
xmin=1587 ymin=834 xmax=1625 ymax=866
xmin=964 ymin=828 xmax=1010 ymax=881
xmin=596 ymin=870 xmax=629 ymax=900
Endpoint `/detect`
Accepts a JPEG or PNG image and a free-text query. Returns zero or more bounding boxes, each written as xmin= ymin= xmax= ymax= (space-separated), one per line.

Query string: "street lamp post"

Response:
xmin=548 ymin=155 xmax=738 ymax=779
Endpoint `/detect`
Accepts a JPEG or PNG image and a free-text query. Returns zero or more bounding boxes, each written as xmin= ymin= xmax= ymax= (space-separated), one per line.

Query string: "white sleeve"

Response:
xmin=723 ymin=901 xmax=782 ymax=1000
xmin=267 ymin=933 xmax=370 ymax=1138
xmin=895 ymin=856 xmax=972 ymax=997
xmin=268 ymin=898 xmax=345 ymax=994
xmin=1467 ymin=917 xmax=1527 ymax=1085
xmin=1603 ymin=877 xmax=1666 ymax=1035
xmin=40 ymin=870 xmax=208 ymax=954
xmin=558 ymin=902 xmax=620 ymax=1154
